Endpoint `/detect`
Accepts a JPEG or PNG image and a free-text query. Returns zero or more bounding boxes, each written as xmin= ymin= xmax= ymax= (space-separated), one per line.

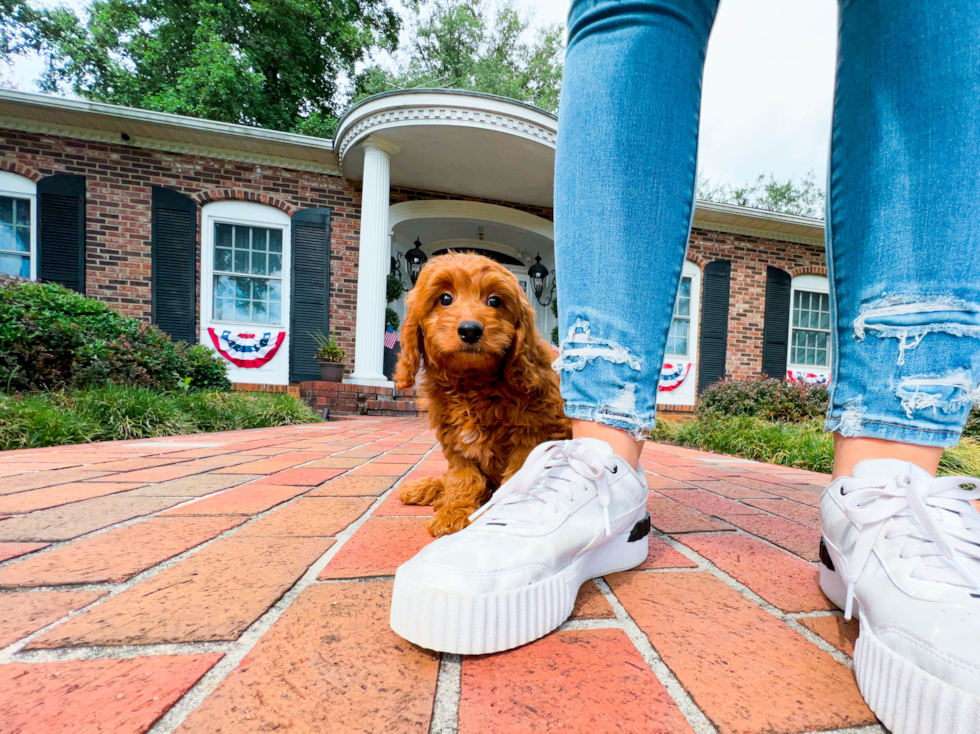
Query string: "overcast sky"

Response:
xmin=4 ymin=0 xmax=839 ymax=189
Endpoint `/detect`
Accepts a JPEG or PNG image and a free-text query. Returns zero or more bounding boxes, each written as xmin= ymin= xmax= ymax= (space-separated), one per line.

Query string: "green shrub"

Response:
xmin=184 ymin=344 xmax=233 ymax=391
xmin=175 ymin=391 xmax=320 ymax=433
xmin=65 ymin=386 xmax=197 ymax=441
xmin=0 ymin=387 xmax=319 ymax=449
xmin=697 ymin=378 xmax=829 ymax=422
xmin=0 ymin=280 xmax=229 ymax=393
xmin=0 ymin=393 xmax=98 ymax=451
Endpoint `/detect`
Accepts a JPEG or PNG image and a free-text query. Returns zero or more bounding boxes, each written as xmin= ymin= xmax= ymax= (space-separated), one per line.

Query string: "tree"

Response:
xmin=0 ymin=0 xmax=401 ymax=134
xmin=697 ymin=170 xmax=825 ymax=219
xmin=352 ymin=0 xmax=564 ymax=113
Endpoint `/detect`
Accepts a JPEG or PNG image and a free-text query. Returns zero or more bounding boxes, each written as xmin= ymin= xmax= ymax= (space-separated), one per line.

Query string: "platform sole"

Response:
xmin=820 ymin=560 xmax=980 ymax=733
xmin=390 ymin=518 xmax=649 ymax=655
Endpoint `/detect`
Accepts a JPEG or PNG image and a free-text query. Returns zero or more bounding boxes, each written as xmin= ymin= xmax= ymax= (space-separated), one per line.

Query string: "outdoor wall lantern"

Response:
xmin=528 ymin=254 xmax=556 ymax=306
xmin=406 ymin=238 xmax=428 ymax=286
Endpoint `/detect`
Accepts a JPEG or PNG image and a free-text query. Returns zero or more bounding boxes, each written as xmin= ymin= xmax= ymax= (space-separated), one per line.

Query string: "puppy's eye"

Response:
xmin=438 ymin=294 xmax=454 ymax=307
xmin=487 ymin=295 xmax=502 ymax=308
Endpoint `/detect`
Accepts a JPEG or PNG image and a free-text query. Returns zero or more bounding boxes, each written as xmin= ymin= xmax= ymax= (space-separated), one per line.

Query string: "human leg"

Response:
xmin=555 ymin=0 xmax=720 ymax=459
xmin=389 ymin=0 xmax=719 ymax=654
xmin=822 ymin=2 xmax=980 ymax=729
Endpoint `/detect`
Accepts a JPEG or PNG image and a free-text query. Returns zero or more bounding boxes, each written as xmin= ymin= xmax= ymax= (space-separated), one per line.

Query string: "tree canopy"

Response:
xmin=697 ymin=170 xmax=825 ymax=219
xmin=1 ymin=0 xmax=401 ymax=133
xmin=352 ymin=0 xmax=564 ymax=113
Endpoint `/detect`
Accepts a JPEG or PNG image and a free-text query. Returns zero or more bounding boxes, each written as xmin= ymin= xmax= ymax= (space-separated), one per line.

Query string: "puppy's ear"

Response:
xmin=504 ymin=292 xmax=546 ymax=393
xmin=394 ymin=270 xmax=429 ymax=389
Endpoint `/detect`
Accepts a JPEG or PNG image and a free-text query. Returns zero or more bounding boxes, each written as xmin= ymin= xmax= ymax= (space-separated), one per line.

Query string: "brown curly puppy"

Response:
xmin=394 ymin=252 xmax=571 ymax=537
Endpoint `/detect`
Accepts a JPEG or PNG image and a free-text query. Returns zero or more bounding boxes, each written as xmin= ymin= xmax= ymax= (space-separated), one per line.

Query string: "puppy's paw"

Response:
xmin=399 ymin=476 xmax=444 ymax=506
xmin=427 ymin=504 xmax=480 ymax=537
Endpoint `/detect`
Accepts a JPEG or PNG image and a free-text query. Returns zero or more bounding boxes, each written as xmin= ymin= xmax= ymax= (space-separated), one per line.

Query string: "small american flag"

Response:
xmin=384 ymin=325 xmax=399 ymax=350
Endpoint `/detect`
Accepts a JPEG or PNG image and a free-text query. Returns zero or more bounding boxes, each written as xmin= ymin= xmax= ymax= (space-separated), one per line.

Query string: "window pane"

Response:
xmin=677 ymin=297 xmax=690 ymax=317
xmin=15 ymin=199 xmax=30 ymax=227
xmin=0 ymin=224 xmax=14 ymax=252
xmin=215 ymin=298 xmax=233 ymax=321
xmin=235 ymin=278 xmax=250 ymax=299
xmin=678 ymin=278 xmax=691 ymax=299
xmin=215 ymin=248 xmax=232 ymax=271
xmin=675 ymin=336 xmax=688 ymax=355
xmin=250 ymin=252 xmax=267 ymax=275
xmin=215 ymin=223 xmax=233 ymax=249
xmin=269 ymin=230 xmax=282 ymax=253
xmin=0 ymin=198 xmax=12 ymax=225
xmin=15 ymin=227 xmax=29 ymax=252
xmin=234 ymin=226 xmax=249 ymax=249
xmin=251 ymin=228 xmax=267 ymax=251
xmin=234 ymin=250 xmax=249 ymax=274
xmin=268 ymin=280 xmax=282 ymax=302
xmin=252 ymin=279 xmax=267 ymax=301
xmin=215 ymin=275 xmax=235 ymax=298
xmin=253 ymin=301 xmax=268 ymax=323
xmin=236 ymin=300 xmax=251 ymax=321
xmin=0 ymin=252 xmax=28 ymax=278
xmin=268 ymin=253 xmax=282 ymax=277
xmin=269 ymin=303 xmax=281 ymax=323
xmin=820 ymin=311 xmax=830 ymax=330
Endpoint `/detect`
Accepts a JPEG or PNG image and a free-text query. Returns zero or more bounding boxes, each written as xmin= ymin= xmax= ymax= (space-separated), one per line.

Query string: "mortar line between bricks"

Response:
xmin=145 ymin=435 xmax=439 ymax=734
xmin=0 ymin=422 xmax=433 ymax=663
xmin=0 ymin=423 xmax=397 ymax=571
xmin=428 ymin=653 xmax=462 ymax=734
xmin=656 ymin=530 xmax=855 ymax=669
xmin=593 ymin=576 xmax=718 ymax=734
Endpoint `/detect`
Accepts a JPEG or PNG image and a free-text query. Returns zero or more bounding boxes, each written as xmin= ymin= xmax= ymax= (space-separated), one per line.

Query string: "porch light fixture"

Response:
xmin=406 ymin=238 xmax=428 ymax=286
xmin=528 ymin=254 xmax=556 ymax=306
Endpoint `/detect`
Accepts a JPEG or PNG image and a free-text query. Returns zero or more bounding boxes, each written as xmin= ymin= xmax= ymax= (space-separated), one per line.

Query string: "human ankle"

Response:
xmin=571 ymin=419 xmax=643 ymax=469
xmin=832 ymin=434 xmax=943 ymax=479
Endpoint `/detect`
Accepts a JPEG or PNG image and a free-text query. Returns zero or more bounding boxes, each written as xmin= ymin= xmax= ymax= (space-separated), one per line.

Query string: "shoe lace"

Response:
xmin=838 ymin=473 xmax=980 ymax=620
xmin=468 ymin=439 xmax=619 ymax=536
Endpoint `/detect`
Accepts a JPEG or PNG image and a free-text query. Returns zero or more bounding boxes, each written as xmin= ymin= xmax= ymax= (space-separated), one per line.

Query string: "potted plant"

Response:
xmin=311 ymin=330 xmax=346 ymax=382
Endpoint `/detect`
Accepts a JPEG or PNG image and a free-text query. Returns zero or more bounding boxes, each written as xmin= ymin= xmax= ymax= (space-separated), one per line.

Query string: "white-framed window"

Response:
xmin=200 ymin=201 xmax=290 ymax=329
xmin=0 ymin=172 xmax=37 ymax=280
xmin=788 ymin=274 xmax=831 ymax=369
xmin=665 ymin=275 xmax=693 ymax=357
xmin=212 ymin=223 xmax=284 ymax=325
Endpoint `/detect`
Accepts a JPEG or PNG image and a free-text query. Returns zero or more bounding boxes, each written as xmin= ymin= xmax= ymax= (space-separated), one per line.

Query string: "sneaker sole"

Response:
xmin=390 ymin=518 xmax=650 ymax=655
xmin=820 ymin=559 xmax=980 ymax=733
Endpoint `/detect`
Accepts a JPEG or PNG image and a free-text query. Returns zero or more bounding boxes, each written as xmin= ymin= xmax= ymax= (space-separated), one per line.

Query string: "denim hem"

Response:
xmin=563 ymin=403 xmax=657 ymax=441
xmin=824 ymin=413 xmax=962 ymax=449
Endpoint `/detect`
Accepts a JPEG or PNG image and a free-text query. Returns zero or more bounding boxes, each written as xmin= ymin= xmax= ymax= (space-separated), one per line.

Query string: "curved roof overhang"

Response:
xmin=335 ymin=89 xmax=558 ymax=208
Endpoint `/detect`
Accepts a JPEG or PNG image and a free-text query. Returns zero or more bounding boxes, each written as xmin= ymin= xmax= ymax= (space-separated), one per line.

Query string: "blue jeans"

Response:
xmin=555 ymin=0 xmax=980 ymax=448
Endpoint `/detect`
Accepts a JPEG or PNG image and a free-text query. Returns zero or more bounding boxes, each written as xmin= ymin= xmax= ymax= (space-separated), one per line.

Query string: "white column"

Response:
xmin=349 ymin=135 xmax=399 ymax=385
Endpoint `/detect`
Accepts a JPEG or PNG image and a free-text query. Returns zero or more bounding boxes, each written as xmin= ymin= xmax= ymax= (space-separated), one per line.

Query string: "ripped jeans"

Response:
xmin=554 ymin=0 xmax=980 ymax=448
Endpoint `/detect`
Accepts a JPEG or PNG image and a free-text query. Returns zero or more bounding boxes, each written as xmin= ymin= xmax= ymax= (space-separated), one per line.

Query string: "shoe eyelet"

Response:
xmin=611 ymin=466 xmax=618 ymax=474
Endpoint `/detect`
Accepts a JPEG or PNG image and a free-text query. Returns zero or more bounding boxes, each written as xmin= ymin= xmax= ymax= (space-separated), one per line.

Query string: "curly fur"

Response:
xmin=394 ymin=253 xmax=571 ymax=536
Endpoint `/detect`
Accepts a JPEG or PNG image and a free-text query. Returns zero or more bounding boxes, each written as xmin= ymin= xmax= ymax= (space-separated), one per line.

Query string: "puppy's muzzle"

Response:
xmin=458 ymin=321 xmax=484 ymax=344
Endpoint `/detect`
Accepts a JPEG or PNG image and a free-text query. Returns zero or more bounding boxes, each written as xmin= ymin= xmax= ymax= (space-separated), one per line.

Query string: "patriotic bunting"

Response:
xmin=787 ymin=370 xmax=830 ymax=386
xmin=208 ymin=328 xmax=286 ymax=368
xmin=658 ymin=362 xmax=691 ymax=392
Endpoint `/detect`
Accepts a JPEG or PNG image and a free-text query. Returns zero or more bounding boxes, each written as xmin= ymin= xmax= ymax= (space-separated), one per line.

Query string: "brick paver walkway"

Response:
xmin=0 ymin=417 xmax=883 ymax=734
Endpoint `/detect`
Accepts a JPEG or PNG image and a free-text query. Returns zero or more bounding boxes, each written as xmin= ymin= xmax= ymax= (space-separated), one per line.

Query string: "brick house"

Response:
xmin=0 ymin=88 xmax=828 ymax=414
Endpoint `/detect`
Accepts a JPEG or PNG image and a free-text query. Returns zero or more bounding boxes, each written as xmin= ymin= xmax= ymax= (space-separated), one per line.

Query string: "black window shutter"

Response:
xmin=290 ymin=208 xmax=331 ymax=382
xmin=37 ymin=174 xmax=86 ymax=292
xmin=151 ymin=186 xmax=197 ymax=343
xmin=761 ymin=266 xmax=792 ymax=379
xmin=698 ymin=259 xmax=731 ymax=393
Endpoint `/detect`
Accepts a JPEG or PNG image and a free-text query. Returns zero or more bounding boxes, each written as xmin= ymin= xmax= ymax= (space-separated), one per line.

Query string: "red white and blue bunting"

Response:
xmin=787 ymin=369 xmax=830 ymax=386
xmin=658 ymin=362 xmax=691 ymax=392
xmin=208 ymin=328 xmax=286 ymax=369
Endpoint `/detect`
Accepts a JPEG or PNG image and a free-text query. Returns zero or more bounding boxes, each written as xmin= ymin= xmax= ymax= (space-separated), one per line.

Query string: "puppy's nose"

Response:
xmin=458 ymin=321 xmax=484 ymax=344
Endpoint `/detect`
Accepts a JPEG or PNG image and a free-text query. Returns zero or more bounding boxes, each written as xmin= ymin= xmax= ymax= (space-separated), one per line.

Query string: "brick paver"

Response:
xmin=0 ymin=417 xmax=881 ymax=734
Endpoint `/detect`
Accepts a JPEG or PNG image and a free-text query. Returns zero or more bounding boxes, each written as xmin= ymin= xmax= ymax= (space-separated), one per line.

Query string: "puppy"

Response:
xmin=394 ymin=253 xmax=571 ymax=537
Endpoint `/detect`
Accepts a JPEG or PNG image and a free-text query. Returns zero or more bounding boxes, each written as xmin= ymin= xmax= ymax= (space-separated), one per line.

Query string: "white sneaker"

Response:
xmin=389 ymin=437 xmax=650 ymax=654
xmin=820 ymin=459 xmax=980 ymax=733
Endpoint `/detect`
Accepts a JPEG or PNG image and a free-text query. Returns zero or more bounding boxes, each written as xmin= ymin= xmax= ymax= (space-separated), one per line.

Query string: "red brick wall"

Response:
xmin=688 ymin=227 xmax=827 ymax=381
xmin=0 ymin=129 xmax=362 ymax=369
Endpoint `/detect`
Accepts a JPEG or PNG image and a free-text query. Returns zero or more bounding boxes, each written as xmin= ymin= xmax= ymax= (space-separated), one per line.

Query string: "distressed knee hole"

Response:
xmin=553 ymin=318 xmax=642 ymax=373
xmin=854 ymin=296 xmax=980 ymax=365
